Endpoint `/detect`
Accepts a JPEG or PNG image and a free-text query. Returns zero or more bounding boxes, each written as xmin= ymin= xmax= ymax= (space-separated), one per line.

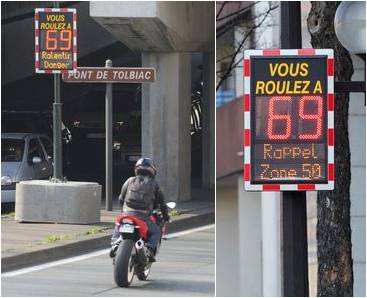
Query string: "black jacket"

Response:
xmin=119 ymin=176 xmax=169 ymax=221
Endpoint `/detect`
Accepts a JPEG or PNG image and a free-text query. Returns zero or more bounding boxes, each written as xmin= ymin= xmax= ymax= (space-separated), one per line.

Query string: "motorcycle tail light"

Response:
xmin=122 ymin=218 xmax=133 ymax=224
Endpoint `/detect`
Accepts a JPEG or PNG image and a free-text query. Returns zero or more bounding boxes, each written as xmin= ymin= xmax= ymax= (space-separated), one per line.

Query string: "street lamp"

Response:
xmin=334 ymin=1 xmax=366 ymax=95
xmin=334 ymin=1 xmax=366 ymax=60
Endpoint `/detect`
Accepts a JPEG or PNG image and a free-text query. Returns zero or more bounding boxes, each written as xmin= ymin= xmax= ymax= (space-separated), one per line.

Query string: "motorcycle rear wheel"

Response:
xmin=114 ymin=239 xmax=135 ymax=287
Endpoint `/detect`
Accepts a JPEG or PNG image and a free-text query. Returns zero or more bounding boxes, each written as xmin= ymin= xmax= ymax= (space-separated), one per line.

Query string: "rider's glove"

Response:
xmin=164 ymin=215 xmax=171 ymax=223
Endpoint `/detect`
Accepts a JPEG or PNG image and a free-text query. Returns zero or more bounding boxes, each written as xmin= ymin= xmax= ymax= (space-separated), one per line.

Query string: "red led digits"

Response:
xmin=45 ymin=30 xmax=58 ymax=50
xmin=299 ymin=95 xmax=323 ymax=140
xmin=266 ymin=95 xmax=323 ymax=140
xmin=267 ymin=96 xmax=292 ymax=140
xmin=45 ymin=29 xmax=72 ymax=51
xmin=60 ymin=30 xmax=72 ymax=51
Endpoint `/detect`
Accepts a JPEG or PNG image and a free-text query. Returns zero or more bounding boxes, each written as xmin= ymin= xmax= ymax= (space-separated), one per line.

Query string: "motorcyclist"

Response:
xmin=109 ymin=157 xmax=170 ymax=262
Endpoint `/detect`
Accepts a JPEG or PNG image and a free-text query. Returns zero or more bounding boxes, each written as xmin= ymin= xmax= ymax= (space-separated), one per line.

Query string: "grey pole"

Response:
xmin=53 ymin=0 xmax=63 ymax=181
xmin=105 ymin=59 xmax=113 ymax=211
xmin=53 ymin=74 xmax=63 ymax=181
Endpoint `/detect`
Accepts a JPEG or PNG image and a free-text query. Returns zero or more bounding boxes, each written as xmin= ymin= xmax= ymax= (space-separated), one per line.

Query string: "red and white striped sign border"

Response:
xmin=35 ymin=8 xmax=77 ymax=74
xmin=243 ymin=48 xmax=334 ymax=191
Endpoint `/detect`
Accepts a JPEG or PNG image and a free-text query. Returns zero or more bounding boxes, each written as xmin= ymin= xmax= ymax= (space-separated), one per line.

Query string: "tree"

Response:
xmin=216 ymin=1 xmax=278 ymax=91
xmin=307 ymin=2 xmax=354 ymax=296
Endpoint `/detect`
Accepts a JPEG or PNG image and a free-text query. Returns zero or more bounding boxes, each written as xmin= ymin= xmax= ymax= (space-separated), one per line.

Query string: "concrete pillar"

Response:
xmin=202 ymin=52 xmax=215 ymax=189
xmin=261 ymin=192 xmax=281 ymax=296
xmin=216 ymin=186 xmax=240 ymax=296
xmin=349 ymin=55 xmax=366 ymax=297
xmin=238 ymin=177 xmax=263 ymax=296
xmin=141 ymin=52 xmax=191 ymax=202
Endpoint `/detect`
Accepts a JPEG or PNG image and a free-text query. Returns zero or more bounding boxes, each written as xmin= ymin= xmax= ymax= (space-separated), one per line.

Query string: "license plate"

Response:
xmin=119 ymin=224 xmax=134 ymax=233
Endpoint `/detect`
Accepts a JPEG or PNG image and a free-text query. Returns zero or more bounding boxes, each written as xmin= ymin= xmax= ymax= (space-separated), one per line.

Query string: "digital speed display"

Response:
xmin=35 ymin=8 xmax=77 ymax=73
xmin=243 ymin=49 xmax=334 ymax=191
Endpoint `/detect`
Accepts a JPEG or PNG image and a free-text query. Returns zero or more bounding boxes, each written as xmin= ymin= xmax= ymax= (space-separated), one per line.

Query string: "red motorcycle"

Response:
xmin=112 ymin=202 xmax=176 ymax=287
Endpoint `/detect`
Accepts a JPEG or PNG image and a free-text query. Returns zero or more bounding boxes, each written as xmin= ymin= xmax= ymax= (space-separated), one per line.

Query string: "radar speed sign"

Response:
xmin=35 ymin=8 xmax=77 ymax=73
xmin=244 ymin=49 xmax=334 ymax=191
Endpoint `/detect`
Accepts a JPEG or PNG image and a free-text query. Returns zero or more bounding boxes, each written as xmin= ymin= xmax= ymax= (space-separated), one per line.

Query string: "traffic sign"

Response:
xmin=35 ymin=8 xmax=77 ymax=73
xmin=243 ymin=49 xmax=334 ymax=191
xmin=62 ymin=67 xmax=156 ymax=83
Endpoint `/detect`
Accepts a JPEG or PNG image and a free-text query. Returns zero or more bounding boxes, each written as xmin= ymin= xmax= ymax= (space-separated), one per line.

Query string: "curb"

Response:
xmin=1 ymin=210 xmax=214 ymax=273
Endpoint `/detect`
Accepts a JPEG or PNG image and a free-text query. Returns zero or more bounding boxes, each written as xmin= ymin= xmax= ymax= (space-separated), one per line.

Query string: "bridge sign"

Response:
xmin=35 ymin=8 xmax=77 ymax=73
xmin=243 ymin=49 xmax=334 ymax=191
xmin=62 ymin=67 xmax=156 ymax=83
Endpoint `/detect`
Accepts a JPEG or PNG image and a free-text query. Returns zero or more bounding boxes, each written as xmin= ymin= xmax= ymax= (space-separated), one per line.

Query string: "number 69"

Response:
xmin=267 ymin=95 xmax=323 ymax=140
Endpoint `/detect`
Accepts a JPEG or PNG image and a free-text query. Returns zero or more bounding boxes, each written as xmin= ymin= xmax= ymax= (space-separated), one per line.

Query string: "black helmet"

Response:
xmin=134 ymin=157 xmax=157 ymax=177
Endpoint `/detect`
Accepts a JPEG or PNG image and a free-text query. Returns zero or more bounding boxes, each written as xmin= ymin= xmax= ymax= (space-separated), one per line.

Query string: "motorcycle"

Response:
xmin=112 ymin=201 xmax=176 ymax=287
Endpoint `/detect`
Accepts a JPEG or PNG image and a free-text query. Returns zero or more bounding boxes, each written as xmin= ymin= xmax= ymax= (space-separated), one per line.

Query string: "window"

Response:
xmin=28 ymin=138 xmax=45 ymax=162
xmin=1 ymin=139 xmax=24 ymax=162
xmin=40 ymin=137 xmax=53 ymax=160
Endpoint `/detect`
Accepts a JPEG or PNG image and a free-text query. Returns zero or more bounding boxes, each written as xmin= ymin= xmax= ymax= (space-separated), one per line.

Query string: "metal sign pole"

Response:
xmin=52 ymin=1 xmax=63 ymax=181
xmin=105 ymin=59 xmax=113 ymax=211
xmin=53 ymin=74 xmax=63 ymax=180
xmin=281 ymin=2 xmax=309 ymax=296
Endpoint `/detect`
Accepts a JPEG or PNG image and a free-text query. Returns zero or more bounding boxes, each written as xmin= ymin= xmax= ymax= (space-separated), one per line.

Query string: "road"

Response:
xmin=2 ymin=226 xmax=214 ymax=297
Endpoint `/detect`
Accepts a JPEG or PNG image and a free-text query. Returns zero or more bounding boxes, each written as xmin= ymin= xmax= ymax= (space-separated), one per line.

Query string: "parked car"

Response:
xmin=1 ymin=133 xmax=53 ymax=203
xmin=2 ymin=110 xmax=72 ymax=171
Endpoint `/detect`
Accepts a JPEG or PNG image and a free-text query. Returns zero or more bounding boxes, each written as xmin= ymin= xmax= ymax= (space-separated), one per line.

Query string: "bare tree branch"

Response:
xmin=217 ymin=2 xmax=258 ymax=22
xmin=216 ymin=2 xmax=276 ymax=39
xmin=216 ymin=3 xmax=279 ymax=91
xmin=216 ymin=1 xmax=227 ymax=19
xmin=216 ymin=9 xmax=250 ymax=39
xmin=216 ymin=52 xmax=236 ymax=64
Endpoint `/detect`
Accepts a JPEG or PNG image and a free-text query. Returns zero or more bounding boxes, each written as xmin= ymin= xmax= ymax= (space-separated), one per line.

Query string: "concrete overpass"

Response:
xmin=90 ymin=1 xmax=215 ymax=201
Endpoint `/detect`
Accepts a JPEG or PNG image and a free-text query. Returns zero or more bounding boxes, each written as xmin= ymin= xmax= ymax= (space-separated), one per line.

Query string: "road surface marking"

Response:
xmin=2 ymin=224 xmax=214 ymax=278
xmin=163 ymin=224 xmax=214 ymax=239
xmin=2 ymin=249 xmax=110 ymax=278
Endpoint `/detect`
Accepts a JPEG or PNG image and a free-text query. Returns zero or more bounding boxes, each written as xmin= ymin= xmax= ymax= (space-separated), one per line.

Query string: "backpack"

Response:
xmin=124 ymin=176 xmax=156 ymax=212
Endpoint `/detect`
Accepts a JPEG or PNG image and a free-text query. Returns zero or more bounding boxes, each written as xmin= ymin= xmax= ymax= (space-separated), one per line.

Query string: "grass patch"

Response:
xmin=44 ymin=227 xmax=108 ymax=243
xmin=79 ymin=227 xmax=107 ymax=236
xmin=1 ymin=211 xmax=15 ymax=218
xmin=1 ymin=203 xmax=15 ymax=216
xmin=169 ymin=209 xmax=179 ymax=217
xmin=45 ymin=234 xmax=70 ymax=242
xmin=41 ymin=227 xmax=109 ymax=244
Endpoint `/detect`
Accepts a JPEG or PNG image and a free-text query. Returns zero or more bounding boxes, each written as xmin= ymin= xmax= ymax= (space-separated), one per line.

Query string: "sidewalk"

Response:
xmin=1 ymin=197 xmax=214 ymax=272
